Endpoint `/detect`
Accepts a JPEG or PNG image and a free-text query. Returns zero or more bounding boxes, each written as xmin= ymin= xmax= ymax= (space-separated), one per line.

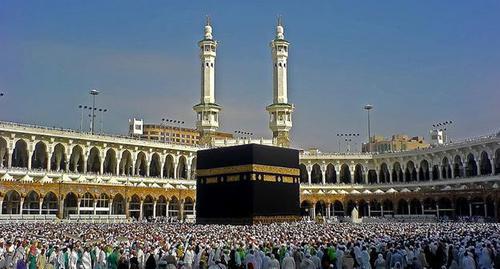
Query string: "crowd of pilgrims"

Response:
xmin=0 ymin=222 xmax=499 ymax=269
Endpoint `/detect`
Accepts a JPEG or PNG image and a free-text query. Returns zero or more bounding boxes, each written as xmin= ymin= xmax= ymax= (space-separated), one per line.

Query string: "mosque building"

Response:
xmin=0 ymin=19 xmax=499 ymax=222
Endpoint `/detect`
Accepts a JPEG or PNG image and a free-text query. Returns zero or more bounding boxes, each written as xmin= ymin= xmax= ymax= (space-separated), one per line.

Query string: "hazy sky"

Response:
xmin=1 ymin=1 xmax=499 ymax=152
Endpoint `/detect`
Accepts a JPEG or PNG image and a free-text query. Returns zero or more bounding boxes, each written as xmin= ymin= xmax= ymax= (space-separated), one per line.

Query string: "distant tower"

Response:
xmin=193 ymin=17 xmax=221 ymax=146
xmin=266 ymin=17 xmax=294 ymax=147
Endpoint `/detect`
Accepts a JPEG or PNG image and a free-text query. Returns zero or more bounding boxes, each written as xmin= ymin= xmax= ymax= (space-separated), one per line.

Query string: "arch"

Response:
xmin=156 ymin=195 xmax=168 ymax=217
xmin=405 ymin=161 xmax=417 ymax=182
xmin=112 ymin=194 xmax=125 ymax=215
xmin=379 ymin=163 xmax=390 ymax=183
xmin=310 ymin=164 xmax=322 ymax=184
xmin=0 ymin=137 xmax=8 ymax=167
xmin=353 ymin=164 xmax=363 ymax=184
xmin=31 ymin=141 xmax=48 ymax=170
xmin=190 ymin=157 xmax=197 ymax=180
xmin=164 ymin=154 xmax=175 ymax=179
xmin=455 ymin=197 xmax=469 ymax=216
xmin=103 ymin=148 xmax=117 ymax=174
xmin=479 ymin=151 xmax=492 ymax=175
xmin=465 ymin=153 xmax=478 ymax=177
xmin=169 ymin=197 xmax=180 ymax=218
xmin=96 ymin=193 xmax=109 ymax=215
xmin=432 ymin=164 xmax=440 ymax=180
xmin=69 ymin=145 xmax=84 ymax=173
xmin=63 ymin=192 xmax=78 ymax=217
xmin=177 ymin=156 xmax=187 ymax=179
xmin=315 ymin=200 xmax=326 ymax=217
xmin=129 ymin=195 xmax=141 ymax=219
xmin=409 ymin=199 xmax=422 ymax=215
xmin=87 ymin=147 xmax=101 ymax=173
xmin=23 ymin=191 xmax=40 ymax=214
xmin=358 ymin=200 xmax=369 ymax=217
xmin=50 ymin=143 xmax=66 ymax=171
xmin=325 ymin=163 xmax=336 ymax=184
xmin=397 ymin=199 xmax=409 ymax=215
xmin=423 ymin=198 xmax=436 ymax=215
xmin=441 ymin=157 xmax=452 ymax=179
xmin=143 ymin=195 xmax=154 ymax=219
xmin=42 ymin=192 xmax=58 ymax=215
xmin=470 ymin=197 xmax=485 ymax=216
xmin=299 ymin=164 xmax=308 ymax=184
xmin=367 ymin=170 xmax=377 ymax=184
xmin=345 ymin=200 xmax=356 ymax=216
xmin=79 ymin=192 xmax=94 ymax=214
xmin=437 ymin=197 xmax=453 ymax=217
xmin=392 ymin=162 xmax=404 ymax=182
xmin=332 ymin=200 xmax=344 ymax=216
xmin=339 ymin=164 xmax=351 ymax=184
xmin=149 ymin=153 xmax=162 ymax=177
xmin=2 ymin=190 xmax=21 ymax=214
xmin=453 ymin=155 xmax=464 ymax=178
xmin=184 ymin=197 xmax=195 ymax=217
xmin=12 ymin=139 xmax=28 ymax=168
xmin=119 ymin=150 xmax=133 ymax=176
xmin=300 ymin=200 xmax=312 ymax=217
xmin=135 ymin=151 xmax=147 ymax=176
xmin=369 ymin=200 xmax=382 ymax=216
xmin=382 ymin=199 xmax=394 ymax=216
xmin=419 ymin=160 xmax=430 ymax=181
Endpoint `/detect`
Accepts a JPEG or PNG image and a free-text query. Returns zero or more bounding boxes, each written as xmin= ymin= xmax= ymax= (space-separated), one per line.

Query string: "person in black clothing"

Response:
xmin=129 ymin=250 xmax=139 ymax=269
xmin=145 ymin=251 xmax=157 ymax=269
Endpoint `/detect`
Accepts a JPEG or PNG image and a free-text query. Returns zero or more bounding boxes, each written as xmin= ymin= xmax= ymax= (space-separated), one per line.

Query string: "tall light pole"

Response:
xmin=78 ymin=105 xmax=88 ymax=132
xmin=99 ymin=108 xmax=108 ymax=134
xmin=89 ymin=89 xmax=100 ymax=134
xmin=364 ymin=104 xmax=373 ymax=152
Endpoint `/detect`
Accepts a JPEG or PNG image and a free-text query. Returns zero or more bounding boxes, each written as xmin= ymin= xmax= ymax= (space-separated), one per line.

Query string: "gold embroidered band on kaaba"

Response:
xmin=196 ymin=164 xmax=300 ymax=177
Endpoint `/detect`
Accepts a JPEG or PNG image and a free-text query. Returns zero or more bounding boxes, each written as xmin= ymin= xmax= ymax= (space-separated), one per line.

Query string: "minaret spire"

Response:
xmin=266 ymin=17 xmax=294 ymax=147
xmin=194 ymin=17 xmax=221 ymax=146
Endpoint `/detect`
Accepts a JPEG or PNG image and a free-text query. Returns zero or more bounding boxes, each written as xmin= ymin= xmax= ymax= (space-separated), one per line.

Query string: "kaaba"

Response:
xmin=196 ymin=144 xmax=300 ymax=225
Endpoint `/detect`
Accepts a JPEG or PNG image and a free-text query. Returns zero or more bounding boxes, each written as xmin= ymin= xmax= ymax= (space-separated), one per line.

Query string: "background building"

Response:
xmin=362 ymin=134 xmax=430 ymax=153
xmin=141 ymin=123 xmax=232 ymax=146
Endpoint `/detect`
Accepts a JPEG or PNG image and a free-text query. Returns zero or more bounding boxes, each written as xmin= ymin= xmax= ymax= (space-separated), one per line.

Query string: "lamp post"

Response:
xmin=89 ymin=89 xmax=100 ymax=134
xmin=363 ymin=104 xmax=373 ymax=152
xmin=78 ymin=105 xmax=88 ymax=132
xmin=99 ymin=108 xmax=108 ymax=134
xmin=162 ymin=118 xmax=185 ymax=144
xmin=234 ymin=130 xmax=253 ymax=140
xmin=336 ymin=133 xmax=360 ymax=152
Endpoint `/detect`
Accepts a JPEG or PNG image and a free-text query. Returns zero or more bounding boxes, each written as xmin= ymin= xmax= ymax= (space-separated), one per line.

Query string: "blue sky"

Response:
xmin=1 ymin=1 xmax=499 ymax=151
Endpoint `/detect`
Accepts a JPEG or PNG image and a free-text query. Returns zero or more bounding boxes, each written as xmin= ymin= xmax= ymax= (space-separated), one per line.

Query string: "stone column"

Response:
xmin=93 ymin=200 xmax=97 ymax=215
xmin=310 ymin=205 xmax=316 ymax=220
xmin=173 ymin=161 xmax=178 ymax=179
xmin=46 ymin=152 xmax=52 ymax=171
xmin=407 ymin=202 xmax=411 ymax=215
xmin=153 ymin=199 xmax=157 ymax=218
xmin=321 ymin=170 xmax=326 ymax=185
xmin=7 ymin=149 xmax=13 ymax=168
xmin=388 ymin=167 xmax=393 ymax=183
xmin=429 ymin=168 xmax=433 ymax=181
xmin=381 ymin=205 xmax=384 ymax=217
xmin=436 ymin=204 xmax=440 ymax=218
xmin=469 ymin=201 xmax=473 ymax=217
xmin=100 ymin=159 xmax=104 ymax=175
xmin=0 ymin=199 xmax=3 ymax=215
xmin=160 ymin=156 xmax=166 ymax=178
xmin=451 ymin=166 xmax=455 ymax=178
xmin=364 ymin=170 xmax=369 ymax=184
xmin=306 ymin=165 xmax=312 ymax=185
xmin=483 ymin=203 xmax=487 ymax=217
xmin=146 ymin=164 xmax=150 ymax=177
xmin=491 ymin=159 xmax=496 ymax=175
xmin=20 ymin=197 xmax=25 ymax=216
xmin=326 ymin=203 xmax=331 ymax=218
xmin=116 ymin=158 xmax=121 ymax=175
xmin=367 ymin=203 xmax=371 ymax=217
xmin=139 ymin=200 xmax=144 ymax=220
xmin=77 ymin=198 xmax=81 ymax=215
xmin=82 ymin=156 xmax=88 ymax=174
xmin=58 ymin=196 xmax=64 ymax=219
xmin=39 ymin=199 xmax=43 ymax=215
xmin=439 ymin=165 xmax=444 ymax=179
xmin=421 ymin=203 xmax=425 ymax=215
xmin=125 ymin=198 xmax=130 ymax=218
xmin=108 ymin=199 xmax=113 ymax=215
xmin=376 ymin=170 xmax=380 ymax=184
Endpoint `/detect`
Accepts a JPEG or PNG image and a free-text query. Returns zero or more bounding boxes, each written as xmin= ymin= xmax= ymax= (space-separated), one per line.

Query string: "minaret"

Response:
xmin=193 ymin=17 xmax=221 ymax=146
xmin=266 ymin=17 xmax=294 ymax=147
